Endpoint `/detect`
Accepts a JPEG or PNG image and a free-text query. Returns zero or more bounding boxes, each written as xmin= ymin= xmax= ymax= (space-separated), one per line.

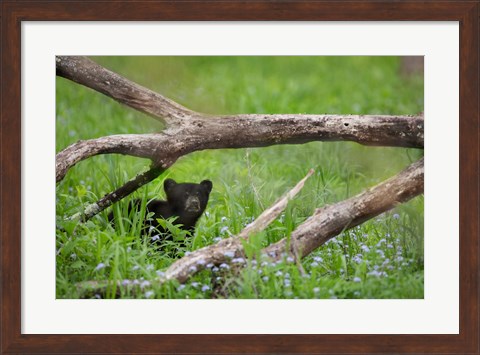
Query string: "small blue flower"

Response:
xmin=310 ymin=261 xmax=319 ymax=267
xmin=313 ymin=287 xmax=320 ymax=293
xmin=286 ymin=256 xmax=294 ymax=263
xmin=145 ymin=291 xmax=154 ymax=298
xmin=213 ymin=237 xmax=222 ymax=243
xmin=151 ymin=235 xmax=160 ymax=242
xmin=219 ymin=263 xmax=230 ymax=269
xmin=201 ymin=285 xmax=210 ymax=292
xmin=185 ymin=251 xmax=192 ymax=256
xmin=196 ymin=259 xmax=206 ymax=266
xmin=156 ymin=270 xmax=165 ymax=277
xmin=220 ymin=226 xmax=229 ymax=234
xmin=262 ymin=276 xmax=269 ymax=282
xmin=177 ymin=284 xmax=186 ymax=291
xmin=376 ymin=239 xmax=386 ymax=247
xmin=94 ymin=262 xmax=105 ymax=271
xmin=122 ymin=279 xmax=131 ymax=286
xmin=191 ymin=282 xmax=199 ymax=288
xmin=212 ymin=267 xmax=219 ymax=272
xmin=367 ymin=270 xmax=387 ymax=277
xmin=70 ymin=253 xmax=76 ymax=260
xmin=313 ymin=256 xmax=323 ymax=263
xmin=140 ymin=280 xmax=151 ymax=289
xmin=206 ymin=263 xmax=214 ymax=269
xmin=275 ymin=270 xmax=283 ymax=277
xmin=393 ymin=213 xmax=400 ymax=220
xmin=361 ymin=245 xmax=370 ymax=253
xmin=189 ymin=266 xmax=197 ymax=272
xmin=232 ymin=257 xmax=245 ymax=264
xmin=352 ymin=255 xmax=363 ymax=264
xmin=221 ymin=216 xmax=228 ymax=222
xmin=146 ymin=264 xmax=154 ymax=271
xmin=353 ymin=277 xmax=362 ymax=283
xmin=131 ymin=265 xmax=140 ymax=271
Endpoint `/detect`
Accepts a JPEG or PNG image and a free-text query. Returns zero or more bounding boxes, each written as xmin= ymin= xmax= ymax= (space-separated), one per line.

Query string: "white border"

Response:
xmin=22 ymin=22 xmax=459 ymax=334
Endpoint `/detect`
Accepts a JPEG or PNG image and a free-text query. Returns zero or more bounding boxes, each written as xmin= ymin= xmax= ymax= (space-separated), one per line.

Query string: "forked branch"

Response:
xmin=56 ymin=56 xmax=424 ymax=183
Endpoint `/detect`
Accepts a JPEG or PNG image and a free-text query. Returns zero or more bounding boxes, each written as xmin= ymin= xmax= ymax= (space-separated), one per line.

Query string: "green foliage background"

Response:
xmin=56 ymin=56 xmax=424 ymax=299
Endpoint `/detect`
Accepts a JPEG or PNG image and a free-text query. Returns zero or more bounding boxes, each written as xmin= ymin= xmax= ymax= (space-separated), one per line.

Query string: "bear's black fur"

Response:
xmin=109 ymin=178 xmax=212 ymax=245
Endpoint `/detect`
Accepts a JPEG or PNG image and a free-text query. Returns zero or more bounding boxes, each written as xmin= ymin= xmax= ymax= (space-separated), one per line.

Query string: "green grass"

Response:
xmin=56 ymin=56 xmax=424 ymax=299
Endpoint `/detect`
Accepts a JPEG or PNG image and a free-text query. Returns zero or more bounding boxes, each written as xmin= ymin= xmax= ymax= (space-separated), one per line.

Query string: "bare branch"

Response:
xmin=238 ymin=169 xmax=314 ymax=239
xmin=264 ymin=157 xmax=424 ymax=259
xmin=68 ymin=166 xmax=164 ymax=222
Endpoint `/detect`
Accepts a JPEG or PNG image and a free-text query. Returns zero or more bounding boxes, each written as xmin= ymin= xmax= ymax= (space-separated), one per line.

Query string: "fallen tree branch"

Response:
xmin=76 ymin=158 xmax=423 ymax=297
xmin=264 ymin=157 xmax=424 ymax=259
xmin=56 ymin=56 xmax=424 ymax=183
xmin=56 ymin=114 xmax=423 ymax=183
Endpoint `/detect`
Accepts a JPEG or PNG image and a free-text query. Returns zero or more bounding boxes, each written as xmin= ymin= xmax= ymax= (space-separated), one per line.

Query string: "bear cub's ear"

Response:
xmin=164 ymin=178 xmax=177 ymax=192
xmin=201 ymin=180 xmax=213 ymax=194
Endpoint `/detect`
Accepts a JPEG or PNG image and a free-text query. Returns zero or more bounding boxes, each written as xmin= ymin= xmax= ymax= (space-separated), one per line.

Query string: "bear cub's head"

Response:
xmin=164 ymin=178 xmax=213 ymax=218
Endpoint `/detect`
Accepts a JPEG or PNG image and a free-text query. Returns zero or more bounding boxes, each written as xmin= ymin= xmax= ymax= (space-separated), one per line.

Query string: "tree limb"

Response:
xmin=68 ymin=166 xmax=164 ymax=222
xmin=56 ymin=114 xmax=423 ymax=183
xmin=264 ymin=157 xmax=424 ymax=260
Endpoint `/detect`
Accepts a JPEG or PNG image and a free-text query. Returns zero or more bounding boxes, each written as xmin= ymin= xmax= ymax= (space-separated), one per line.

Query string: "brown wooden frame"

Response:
xmin=1 ymin=1 xmax=478 ymax=354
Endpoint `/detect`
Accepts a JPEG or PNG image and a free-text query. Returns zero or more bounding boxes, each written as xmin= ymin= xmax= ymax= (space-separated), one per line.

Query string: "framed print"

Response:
xmin=1 ymin=1 xmax=479 ymax=354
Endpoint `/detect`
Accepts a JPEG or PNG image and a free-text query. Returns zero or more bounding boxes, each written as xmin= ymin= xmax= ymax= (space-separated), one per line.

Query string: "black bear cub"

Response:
xmin=109 ymin=178 xmax=212 ymax=244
